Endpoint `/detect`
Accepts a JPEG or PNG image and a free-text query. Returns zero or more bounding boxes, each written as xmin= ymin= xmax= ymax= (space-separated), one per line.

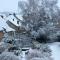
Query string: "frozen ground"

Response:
xmin=49 ymin=42 xmax=60 ymax=60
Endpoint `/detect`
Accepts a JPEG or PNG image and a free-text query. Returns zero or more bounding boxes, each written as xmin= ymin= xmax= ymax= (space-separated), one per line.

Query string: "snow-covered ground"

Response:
xmin=18 ymin=42 xmax=60 ymax=60
xmin=18 ymin=51 xmax=26 ymax=60
xmin=49 ymin=42 xmax=60 ymax=60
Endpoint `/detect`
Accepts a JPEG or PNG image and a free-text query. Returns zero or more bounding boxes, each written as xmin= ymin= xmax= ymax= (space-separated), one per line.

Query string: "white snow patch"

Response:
xmin=49 ymin=42 xmax=60 ymax=60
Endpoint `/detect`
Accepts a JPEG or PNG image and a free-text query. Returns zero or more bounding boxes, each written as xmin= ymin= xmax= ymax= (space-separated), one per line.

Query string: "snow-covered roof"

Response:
xmin=0 ymin=17 xmax=15 ymax=32
xmin=6 ymin=14 xmax=23 ymax=26
xmin=16 ymin=14 xmax=23 ymax=21
xmin=0 ymin=12 xmax=23 ymax=31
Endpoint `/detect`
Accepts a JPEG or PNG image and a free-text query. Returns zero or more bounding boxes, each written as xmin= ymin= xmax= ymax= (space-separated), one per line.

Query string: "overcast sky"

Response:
xmin=57 ymin=0 xmax=60 ymax=7
xmin=0 ymin=0 xmax=60 ymax=12
xmin=0 ymin=0 xmax=20 ymax=12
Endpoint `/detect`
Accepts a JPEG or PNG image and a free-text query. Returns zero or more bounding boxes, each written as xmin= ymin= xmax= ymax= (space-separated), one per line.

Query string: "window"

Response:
xmin=17 ymin=21 xmax=19 ymax=24
xmin=13 ymin=19 xmax=14 ymax=21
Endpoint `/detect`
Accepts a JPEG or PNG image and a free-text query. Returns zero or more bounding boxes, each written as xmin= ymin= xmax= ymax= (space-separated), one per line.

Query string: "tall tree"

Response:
xmin=18 ymin=0 xmax=60 ymax=42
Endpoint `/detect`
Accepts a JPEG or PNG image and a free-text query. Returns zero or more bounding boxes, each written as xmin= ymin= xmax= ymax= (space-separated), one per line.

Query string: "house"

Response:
xmin=0 ymin=13 xmax=32 ymax=47
xmin=6 ymin=14 xmax=23 ymax=31
xmin=0 ymin=14 xmax=15 ymax=32
xmin=0 ymin=13 xmax=15 ymax=41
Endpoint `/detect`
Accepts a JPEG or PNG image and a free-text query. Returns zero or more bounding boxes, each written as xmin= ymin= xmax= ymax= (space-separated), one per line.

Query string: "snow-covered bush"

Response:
xmin=0 ymin=42 xmax=9 ymax=54
xmin=0 ymin=52 xmax=19 ymax=60
xmin=26 ymin=44 xmax=53 ymax=60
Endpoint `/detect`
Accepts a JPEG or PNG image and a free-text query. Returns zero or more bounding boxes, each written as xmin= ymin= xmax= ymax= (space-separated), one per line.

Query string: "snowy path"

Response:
xmin=49 ymin=42 xmax=60 ymax=60
xmin=21 ymin=51 xmax=26 ymax=60
xmin=18 ymin=51 xmax=26 ymax=60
